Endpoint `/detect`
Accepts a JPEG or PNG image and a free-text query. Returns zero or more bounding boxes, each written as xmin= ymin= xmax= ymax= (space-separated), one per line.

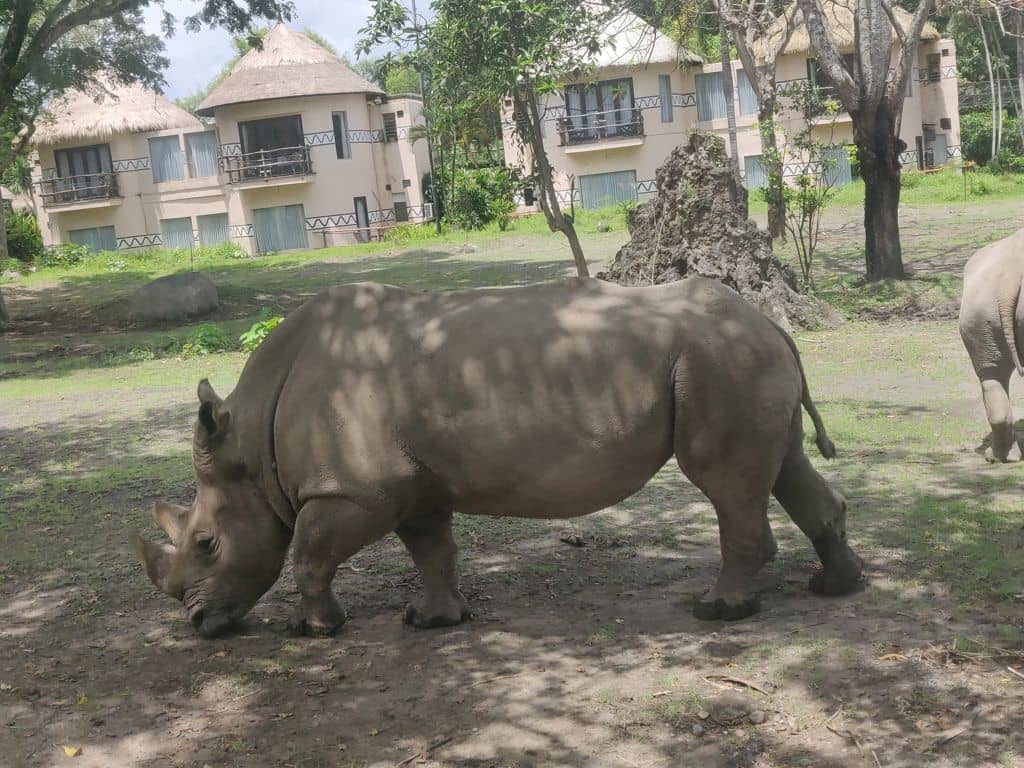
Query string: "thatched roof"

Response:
xmin=588 ymin=8 xmax=703 ymax=68
xmin=35 ymin=80 xmax=201 ymax=146
xmin=764 ymin=1 xmax=940 ymax=56
xmin=197 ymin=23 xmax=383 ymax=115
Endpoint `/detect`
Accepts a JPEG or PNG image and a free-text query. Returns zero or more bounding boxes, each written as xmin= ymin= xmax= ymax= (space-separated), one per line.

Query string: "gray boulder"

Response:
xmin=129 ymin=272 xmax=218 ymax=324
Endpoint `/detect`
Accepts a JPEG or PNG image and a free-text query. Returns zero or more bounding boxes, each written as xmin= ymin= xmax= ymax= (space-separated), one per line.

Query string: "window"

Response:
xmin=402 ymin=179 xmax=411 ymax=188
xmin=239 ymin=115 xmax=303 ymax=153
xmin=197 ymin=213 xmax=230 ymax=247
xmin=823 ymin=146 xmax=853 ymax=187
xmin=695 ymin=72 xmax=726 ymax=121
xmin=186 ymin=132 xmax=219 ymax=177
xmin=926 ymin=53 xmax=941 ymax=83
xmin=160 ymin=217 xmax=194 ymax=250
xmin=383 ymin=113 xmax=398 ymax=142
xmin=55 ymin=144 xmax=112 ymax=180
xmin=659 ymin=74 xmax=673 ymax=123
xmin=53 ymin=144 xmax=114 ymax=200
xmin=69 ymin=225 xmax=116 ymax=253
xmin=332 ymin=111 xmax=350 ymax=159
xmin=149 ymin=135 xmax=185 ymax=183
xmin=579 ymin=170 xmax=638 ymax=210
xmin=253 ymin=204 xmax=307 ymax=253
xmin=743 ymin=155 xmax=767 ymax=189
xmin=565 ymin=78 xmax=635 ymax=123
xmin=940 ymin=117 xmax=952 ymax=130
xmin=393 ymin=194 xmax=409 ymax=223
xmin=737 ymin=71 xmax=758 ymax=116
xmin=806 ymin=56 xmax=855 ymax=98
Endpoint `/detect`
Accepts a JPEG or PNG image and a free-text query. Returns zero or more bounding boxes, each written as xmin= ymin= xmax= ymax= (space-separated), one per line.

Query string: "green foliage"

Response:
xmin=181 ymin=324 xmax=232 ymax=357
xmin=198 ymin=242 xmax=249 ymax=260
xmin=38 ymin=243 xmax=91 ymax=268
xmin=239 ymin=309 xmax=283 ymax=352
xmin=6 ymin=213 xmax=44 ymax=263
xmin=384 ymin=64 xmax=421 ymax=95
xmin=960 ymin=111 xmax=1024 ymax=167
xmin=448 ymin=167 xmax=519 ymax=230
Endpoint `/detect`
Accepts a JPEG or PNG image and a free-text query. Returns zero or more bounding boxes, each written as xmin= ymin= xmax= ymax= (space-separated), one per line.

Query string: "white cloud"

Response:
xmin=144 ymin=0 xmax=376 ymax=100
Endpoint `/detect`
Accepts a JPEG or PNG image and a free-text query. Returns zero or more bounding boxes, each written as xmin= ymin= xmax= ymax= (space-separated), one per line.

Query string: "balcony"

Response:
xmin=37 ymin=173 xmax=120 ymax=209
xmin=221 ymin=146 xmax=313 ymax=186
xmin=556 ymin=108 xmax=645 ymax=152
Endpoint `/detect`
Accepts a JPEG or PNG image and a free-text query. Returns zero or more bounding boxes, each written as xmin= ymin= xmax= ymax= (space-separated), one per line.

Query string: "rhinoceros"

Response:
xmin=134 ymin=278 xmax=863 ymax=638
xmin=959 ymin=227 xmax=1024 ymax=462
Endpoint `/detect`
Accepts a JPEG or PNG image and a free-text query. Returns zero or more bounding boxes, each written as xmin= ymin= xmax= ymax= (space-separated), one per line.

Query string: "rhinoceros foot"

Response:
xmin=693 ymin=593 xmax=760 ymax=622
xmin=808 ymin=537 xmax=865 ymax=596
xmin=403 ymin=591 xmax=471 ymax=629
xmin=288 ymin=593 xmax=347 ymax=637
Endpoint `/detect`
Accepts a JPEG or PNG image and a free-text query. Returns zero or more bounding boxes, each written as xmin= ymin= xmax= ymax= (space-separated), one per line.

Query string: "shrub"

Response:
xmin=961 ymin=110 xmax=1024 ymax=167
xmin=197 ymin=242 xmax=249 ymax=260
xmin=181 ymin=324 xmax=231 ymax=357
xmin=38 ymin=242 xmax=90 ymax=268
xmin=6 ymin=212 xmax=43 ymax=263
xmin=239 ymin=310 xmax=283 ymax=352
xmin=448 ymin=167 xmax=519 ymax=230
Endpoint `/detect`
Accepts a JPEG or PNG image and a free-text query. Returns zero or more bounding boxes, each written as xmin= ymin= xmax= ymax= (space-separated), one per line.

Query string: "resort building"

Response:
xmin=31 ymin=23 xmax=433 ymax=254
xmin=504 ymin=5 xmax=961 ymax=211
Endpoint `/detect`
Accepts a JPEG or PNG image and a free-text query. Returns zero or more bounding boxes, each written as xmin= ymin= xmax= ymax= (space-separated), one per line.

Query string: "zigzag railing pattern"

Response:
xmin=900 ymin=150 xmax=920 ymax=166
xmin=349 ymin=129 xmax=385 ymax=143
xmin=637 ymin=179 xmax=657 ymax=194
xmin=368 ymin=208 xmax=397 ymax=224
xmin=117 ymin=233 xmax=162 ymax=249
xmin=306 ymin=212 xmax=357 ymax=229
xmin=112 ymin=157 xmax=150 ymax=172
xmin=229 ymin=224 xmax=254 ymax=237
xmin=220 ymin=143 xmax=242 ymax=157
xmin=946 ymin=144 xmax=962 ymax=158
xmin=634 ymin=95 xmax=661 ymax=110
xmin=304 ymin=131 xmax=336 ymax=147
xmin=671 ymin=92 xmax=697 ymax=108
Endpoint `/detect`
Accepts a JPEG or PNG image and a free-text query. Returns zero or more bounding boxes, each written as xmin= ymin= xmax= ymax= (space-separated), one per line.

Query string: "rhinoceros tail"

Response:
xmin=998 ymin=279 xmax=1024 ymax=378
xmin=771 ymin=320 xmax=836 ymax=459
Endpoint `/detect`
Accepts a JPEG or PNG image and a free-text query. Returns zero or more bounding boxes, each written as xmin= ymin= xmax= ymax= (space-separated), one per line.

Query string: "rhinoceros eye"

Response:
xmin=194 ymin=533 xmax=216 ymax=555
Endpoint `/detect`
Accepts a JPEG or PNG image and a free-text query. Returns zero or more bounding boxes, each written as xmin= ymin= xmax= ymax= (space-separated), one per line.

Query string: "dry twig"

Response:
xmin=395 ymin=736 xmax=453 ymax=767
xmin=704 ymin=674 xmax=770 ymax=696
xmin=825 ymin=723 xmax=865 ymax=757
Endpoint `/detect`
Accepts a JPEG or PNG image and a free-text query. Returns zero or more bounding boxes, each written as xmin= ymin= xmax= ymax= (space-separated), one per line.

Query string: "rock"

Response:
xmin=598 ymin=132 xmax=841 ymax=331
xmin=691 ymin=724 xmax=705 ymax=737
xmin=595 ymin=220 xmax=611 ymax=233
xmin=458 ymin=243 xmax=478 ymax=254
xmin=726 ymin=738 xmax=765 ymax=768
xmin=697 ymin=710 xmax=710 ymax=720
xmin=2 ymin=270 xmax=21 ymax=280
xmin=128 ymin=272 xmax=218 ymax=324
xmin=749 ymin=710 xmax=766 ymax=725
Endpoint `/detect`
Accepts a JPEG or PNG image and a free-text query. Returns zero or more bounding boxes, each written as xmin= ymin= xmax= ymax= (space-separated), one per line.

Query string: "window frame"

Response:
xmin=332 ymin=111 xmax=351 ymax=159
xmin=149 ymin=134 xmax=186 ymax=184
xmin=382 ymin=113 xmax=399 ymax=143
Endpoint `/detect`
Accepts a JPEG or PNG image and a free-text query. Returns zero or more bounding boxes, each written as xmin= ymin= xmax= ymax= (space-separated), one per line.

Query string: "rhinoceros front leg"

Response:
xmin=289 ymin=498 xmax=395 ymax=637
xmin=397 ymin=510 xmax=470 ymax=629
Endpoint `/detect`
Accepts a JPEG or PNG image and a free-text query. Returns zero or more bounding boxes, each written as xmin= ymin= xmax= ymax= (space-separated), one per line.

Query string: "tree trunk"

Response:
xmin=758 ymin=96 xmax=786 ymax=239
xmin=518 ymin=88 xmax=589 ymax=277
xmin=719 ymin=19 xmax=747 ymax=218
xmin=1018 ymin=9 xmax=1024 ymax=146
xmin=979 ymin=15 xmax=998 ymax=161
xmin=857 ymin=106 xmax=906 ymax=281
xmin=0 ymin=198 xmax=8 ymax=324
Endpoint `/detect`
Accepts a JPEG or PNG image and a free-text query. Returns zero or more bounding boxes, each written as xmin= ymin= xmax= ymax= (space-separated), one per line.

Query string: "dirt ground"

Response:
xmin=2 ymin=201 xmax=1024 ymax=768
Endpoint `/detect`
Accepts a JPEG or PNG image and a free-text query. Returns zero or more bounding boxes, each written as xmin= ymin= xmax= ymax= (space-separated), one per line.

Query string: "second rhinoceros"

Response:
xmin=135 ymin=277 xmax=863 ymax=638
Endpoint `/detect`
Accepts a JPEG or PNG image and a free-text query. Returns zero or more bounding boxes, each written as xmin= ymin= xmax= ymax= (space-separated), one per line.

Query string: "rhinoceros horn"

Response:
xmin=132 ymin=533 xmax=184 ymax=600
xmin=153 ymin=501 xmax=189 ymax=546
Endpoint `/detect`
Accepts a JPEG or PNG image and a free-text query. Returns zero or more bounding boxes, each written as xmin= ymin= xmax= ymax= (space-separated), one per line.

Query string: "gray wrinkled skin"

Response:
xmin=135 ymin=277 xmax=864 ymax=638
xmin=959 ymin=227 xmax=1024 ymax=462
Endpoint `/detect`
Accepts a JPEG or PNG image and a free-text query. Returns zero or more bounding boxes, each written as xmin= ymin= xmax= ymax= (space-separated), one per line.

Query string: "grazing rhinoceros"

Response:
xmin=960 ymin=227 xmax=1024 ymax=462
xmin=134 ymin=278 xmax=863 ymax=638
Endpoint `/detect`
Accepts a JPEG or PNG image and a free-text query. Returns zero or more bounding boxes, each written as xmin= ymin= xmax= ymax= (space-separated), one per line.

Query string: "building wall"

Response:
xmin=505 ymin=37 xmax=962 ymax=210
xmin=33 ymin=126 xmax=227 ymax=250
xmin=211 ymin=93 xmax=431 ymax=253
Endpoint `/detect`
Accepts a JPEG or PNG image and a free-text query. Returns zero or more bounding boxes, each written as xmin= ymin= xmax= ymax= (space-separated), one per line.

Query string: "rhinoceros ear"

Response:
xmin=196 ymin=378 xmax=230 ymax=445
xmin=132 ymin=533 xmax=184 ymax=600
xmin=153 ymin=501 xmax=189 ymax=546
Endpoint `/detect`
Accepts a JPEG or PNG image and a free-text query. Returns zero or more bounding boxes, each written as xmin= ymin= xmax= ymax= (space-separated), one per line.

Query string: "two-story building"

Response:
xmin=33 ymin=81 xmax=229 ymax=252
xmin=505 ymin=5 xmax=961 ymax=211
xmin=196 ymin=23 xmax=432 ymax=253
xmin=31 ymin=23 xmax=433 ymax=254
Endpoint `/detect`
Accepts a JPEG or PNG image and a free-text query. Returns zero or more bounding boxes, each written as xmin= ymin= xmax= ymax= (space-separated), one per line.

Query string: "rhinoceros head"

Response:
xmin=133 ymin=380 xmax=291 ymax=637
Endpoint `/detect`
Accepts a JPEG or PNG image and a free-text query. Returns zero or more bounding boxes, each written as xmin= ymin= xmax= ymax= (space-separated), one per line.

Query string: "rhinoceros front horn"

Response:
xmin=132 ymin=533 xmax=184 ymax=600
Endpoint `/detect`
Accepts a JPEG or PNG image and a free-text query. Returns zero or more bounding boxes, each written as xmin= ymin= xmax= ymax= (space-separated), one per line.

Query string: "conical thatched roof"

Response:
xmin=35 ymin=80 xmax=201 ymax=145
xmin=197 ymin=24 xmax=383 ymax=116
xmin=589 ymin=8 xmax=703 ymax=68
xmin=763 ymin=1 xmax=940 ymax=56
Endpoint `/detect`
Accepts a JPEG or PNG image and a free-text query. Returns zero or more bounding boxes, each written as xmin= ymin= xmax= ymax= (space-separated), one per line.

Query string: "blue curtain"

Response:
xmin=737 ymin=71 xmax=758 ymax=116
xmin=187 ymin=132 xmax=219 ymax=178
xmin=696 ymin=73 xmax=726 ymax=121
xmin=197 ymin=213 xmax=230 ymax=247
xmin=160 ymin=217 xmax=194 ymax=250
xmin=69 ymin=226 xmax=117 ymax=252
xmin=580 ymin=170 xmax=637 ymax=209
xmin=149 ymin=136 xmax=185 ymax=183
xmin=743 ymin=155 xmax=767 ymax=189
xmin=253 ymin=204 xmax=307 ymax=253
xmin=823 ymin=146 xmax=853 ymax=186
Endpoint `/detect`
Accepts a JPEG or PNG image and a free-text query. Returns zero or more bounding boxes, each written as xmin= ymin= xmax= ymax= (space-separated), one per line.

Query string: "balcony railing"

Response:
xmin=556 ymin=108 xmax=644 ymax=147
xmin=221 ymin=146 xmax=313 ymax=184
xmin=37 ymin=172 xmax=119 ymax=206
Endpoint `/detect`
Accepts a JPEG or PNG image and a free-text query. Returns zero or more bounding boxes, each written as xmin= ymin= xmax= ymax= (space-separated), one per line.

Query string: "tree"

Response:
xmin=361 ymin=0 xmax=614 ymax=278
xmin=0 ymin=0 xmax=291 ymax=326
xmin=796 ymin=0 xmax=935 ymax=281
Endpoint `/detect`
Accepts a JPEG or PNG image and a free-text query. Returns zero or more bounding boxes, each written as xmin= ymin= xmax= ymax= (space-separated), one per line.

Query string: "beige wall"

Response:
xmin=34 ymin=127 xmax=227 ymax=250
xmin=505 ymin=37 xmax=962 ymax=210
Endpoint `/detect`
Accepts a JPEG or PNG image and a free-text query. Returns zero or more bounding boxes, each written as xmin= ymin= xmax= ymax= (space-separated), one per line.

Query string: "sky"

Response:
xmin=143 ymin=0 xmax=376 ymax=101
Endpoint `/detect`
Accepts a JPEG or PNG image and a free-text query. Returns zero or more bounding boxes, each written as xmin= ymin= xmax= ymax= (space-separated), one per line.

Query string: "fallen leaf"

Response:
xmin=76 ymin=693 xmax=88 ymax=706
xmin=275 ymin=712 xmax=294 ymax=720
xmin=208 ymin=650 xmax=230 ymax=660
xmin=878 ymin=653 xmax=907 ymax=661
xmin=369 ymin=728 xmax=380 ymax=736
xmin=0 ymin=683 xmax=13 ymax=692
xmin=62 ymin=746 xmax=83 ymax=757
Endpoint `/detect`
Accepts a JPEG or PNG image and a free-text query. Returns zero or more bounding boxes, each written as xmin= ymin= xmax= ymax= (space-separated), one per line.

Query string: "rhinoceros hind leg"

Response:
xmin=980 ymin=373 xmax=1018 ymax=462
xmin=398 ymin=510 xmax=470 ymax=629
xmin=291 ymin=498 xmax=396 ymax=637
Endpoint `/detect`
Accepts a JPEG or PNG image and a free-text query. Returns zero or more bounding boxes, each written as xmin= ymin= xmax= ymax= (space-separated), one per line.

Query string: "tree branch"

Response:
xmin=795 ymin=0 xmax=859 ymax=110
xmin=884 ymin=0 xmax=936 ymax=106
